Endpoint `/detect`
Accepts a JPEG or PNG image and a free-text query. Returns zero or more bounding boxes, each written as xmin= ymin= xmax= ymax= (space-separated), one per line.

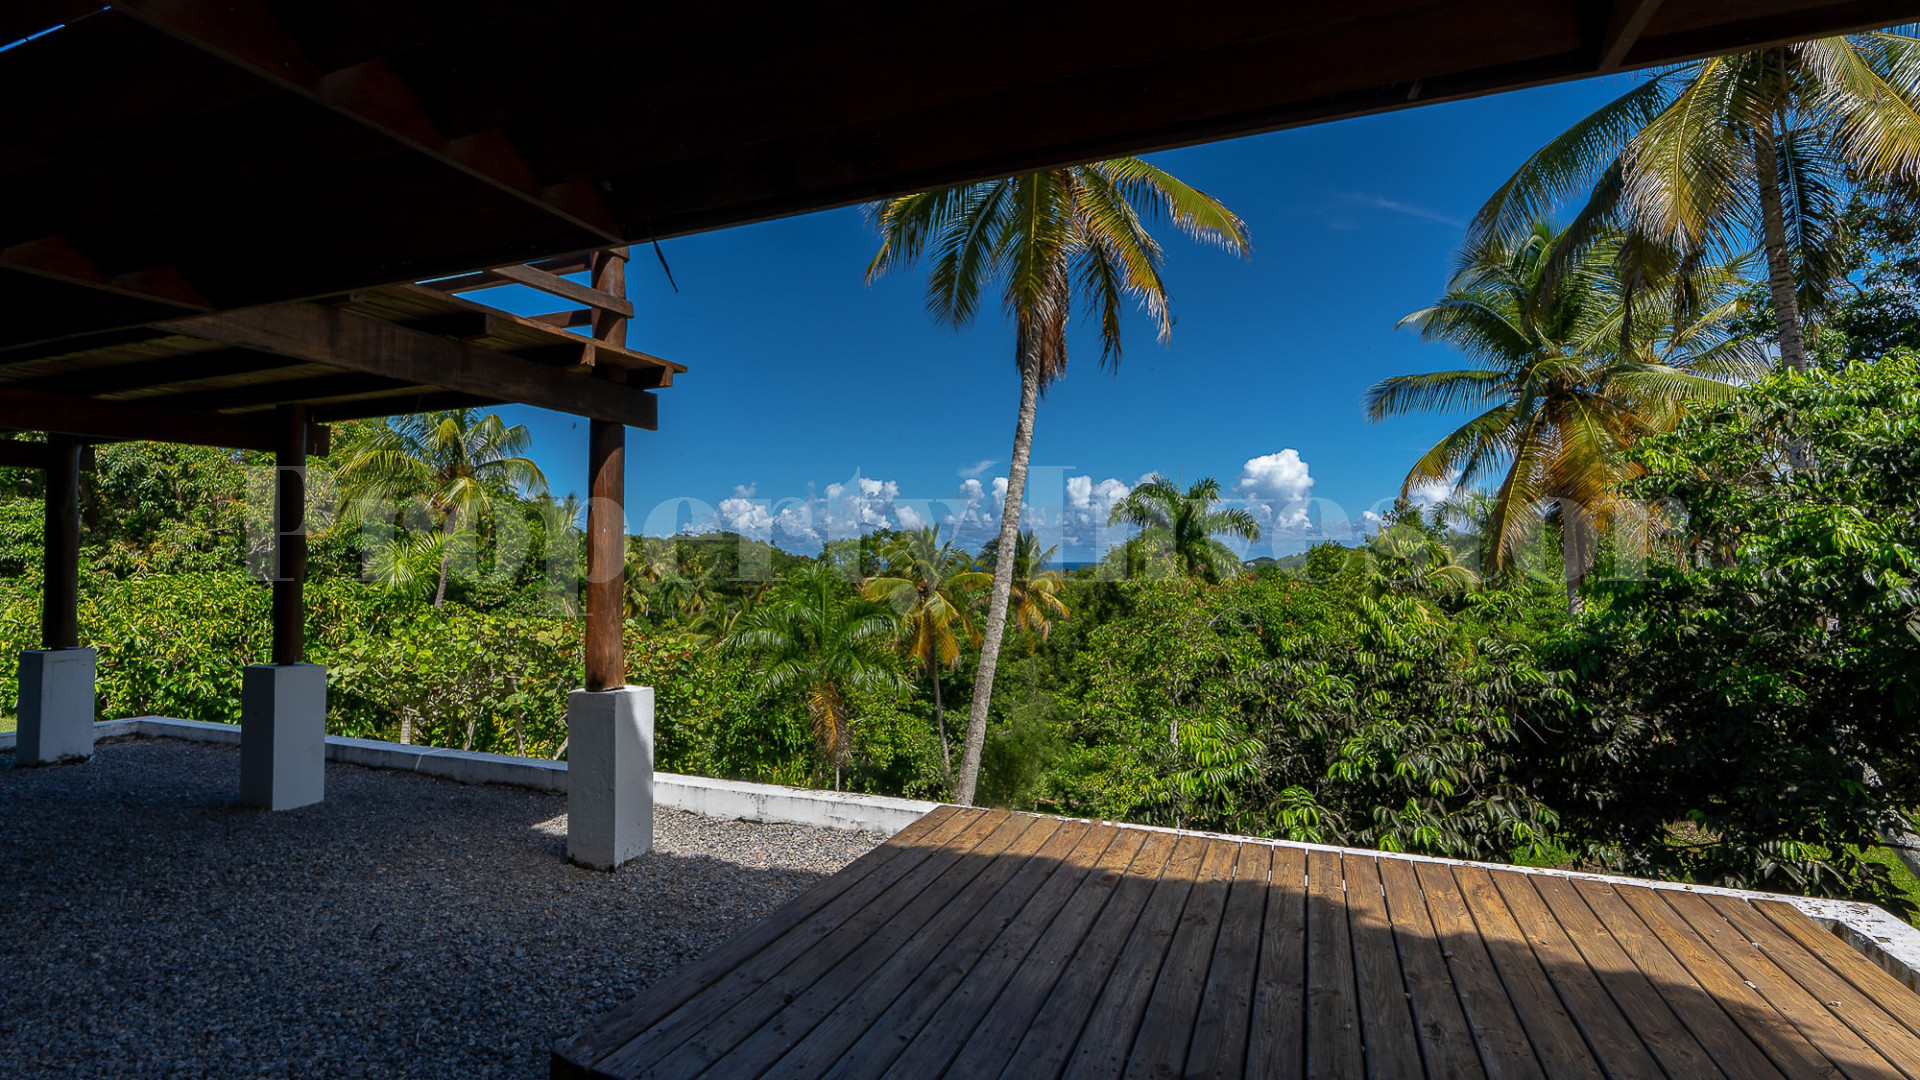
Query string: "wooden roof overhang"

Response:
xmin=3 ymin=0 xmax=1917 ymax=362
xmin=0 ymin=253 xmax=680 ymax=452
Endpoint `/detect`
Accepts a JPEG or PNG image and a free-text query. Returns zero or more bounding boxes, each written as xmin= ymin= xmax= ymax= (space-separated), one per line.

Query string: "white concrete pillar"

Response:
xmin=566 ymin=685 xmax=654 ymax=870
xmin=239 ymin=663 xmax=326 ymax=811
xmin=15 ymin=647 xmax=95 ymax=765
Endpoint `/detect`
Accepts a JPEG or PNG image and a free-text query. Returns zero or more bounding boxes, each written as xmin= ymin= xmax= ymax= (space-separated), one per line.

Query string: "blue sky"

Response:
xmin=475 ymin=74 xmax=1642 ymax=560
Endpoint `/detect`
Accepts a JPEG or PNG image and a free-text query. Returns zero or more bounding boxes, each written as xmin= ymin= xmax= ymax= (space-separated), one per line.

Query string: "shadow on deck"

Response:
xmin=557 ymin=805 xmax=1920 ymax=1080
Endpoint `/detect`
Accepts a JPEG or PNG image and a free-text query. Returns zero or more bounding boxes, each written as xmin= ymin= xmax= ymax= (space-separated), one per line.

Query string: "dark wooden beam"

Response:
xmin=10 ymin=349 xmax=300 ymax=398
xmin=160 ymin=303 xmax=658 ymax=428
xmin=0 ymin=234 xmax=212 ymax=311
xmin=41 ymin=434 xmax=80 ymax=650
xmin=0 ymin=439 xmax=96 ymax=471
xmin=107 ymin=0 xmax=622 ymax=245
xmin=527 ymin=309 xmax=594 ymax=329
xmin=0 ymin=386 xmax=328 ymax=453
xmin=271 ymin=404 xmax=306 ymax=666
xmin=147 ymin=372 xmax=423 ymax=414
xmin=307 ymin=391 xmax=498 ymax=423
xmin=1599 ymin=0 xmax=1666 ymax=72
xmin=584 ymin=417 xmax=625 ymax=692
xmin=1627 ymin=0 xmax=1920 ymax=68
xmin=397 ymin=311 xmax=492 ymax=339
xmin=421 ymin=253 xmax=594 ymax=293
xmin=489 ymin=263 xmax=634 ymax=318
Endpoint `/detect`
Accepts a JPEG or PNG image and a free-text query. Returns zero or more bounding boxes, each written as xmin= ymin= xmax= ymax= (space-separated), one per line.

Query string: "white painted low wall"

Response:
xmin=0 ymin=716 xmax=936 ymax=836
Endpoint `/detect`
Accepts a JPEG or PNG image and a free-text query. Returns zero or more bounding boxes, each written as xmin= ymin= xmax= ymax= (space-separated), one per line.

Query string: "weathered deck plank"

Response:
xmin=1447 ymin=864 xmax=1605 ymax=1080
xmin=1245 ymin=843 xmax=1309 ymax=1079
xmin=982 ymin=829 xmax=1180 ymax=1080
xmin=1183 ymin=842 xmax=1271 ymax=1080
xmin=1565 ymin=879 xmax=1790 ymax=1080
xmin=1599 ymin=882 xmax=1838 ymax=1080
xmin=554 ymin=804 xmax=961 ymax=1077
xmin=1058 ymin=832 xmax=1210 ymax=1079
xmin=928 ymin=827 xmax=1159 ymax=1080
xmin=1375 ymin=856 xmax=1492 ymax=1080
xmin=1344 ymin=854 xmax=1425 ymax=1080
xmin=1660 ymin=889 xmax=1900 ymax=1079
xmin=811 ymin=819 xmax=1101 ymax=1079
xmin=1485 ymin=867 xmax=1666 ymax=1080
xmin=1304 ymin=848 xmax=1363 ymax=1080
xmin=558 ymin=809 xmax=1920 ymax=1080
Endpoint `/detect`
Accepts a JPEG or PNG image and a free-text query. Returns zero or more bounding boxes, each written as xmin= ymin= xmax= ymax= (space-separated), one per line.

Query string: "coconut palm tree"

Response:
xmin=982 ymin=529 xmax=1072 ymax=643
xmin=1107 ymin=475 xmax=1262 ymax=582
xmin=336 ymin=409 xmax=547 ymax=607
xmin=867 ymin=159 xmax=1249 ymax=805
xmin=1470 ymin=31 xmax=1920 ymax=374
xmin=532 ymin=492 xmax=585 ymax=617
xmin=729 ymin=562 xmax=901 ymax=789
xmin=1366 ymin=519 xmax=1483 ymax=597
xmin=861 ymin=527 xmax=990 ymax=786
xmin=1366 ymin=221 xmax=1762 ymax=612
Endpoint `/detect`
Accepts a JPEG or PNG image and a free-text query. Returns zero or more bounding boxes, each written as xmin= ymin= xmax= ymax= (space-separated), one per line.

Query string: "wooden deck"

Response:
xmin=553 ymin=806 xmax=1920 ymax=1079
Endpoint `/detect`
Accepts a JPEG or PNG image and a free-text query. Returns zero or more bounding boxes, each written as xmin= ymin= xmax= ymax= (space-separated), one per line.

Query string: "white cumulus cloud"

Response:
xmin=1407 ymin=470 xmax=1461 ymax=509
xmin=1236 ymin=449 xmax=1315 ymax=531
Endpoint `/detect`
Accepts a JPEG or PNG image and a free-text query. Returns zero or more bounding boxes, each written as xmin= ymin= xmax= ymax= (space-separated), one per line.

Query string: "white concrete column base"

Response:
xmin=239 ymin=663 xmax=326 ymax=811
xmin=566 ymin=686 xmax=654 ymax=870
xmin=15 ymin=648 xmax=96 ymax=766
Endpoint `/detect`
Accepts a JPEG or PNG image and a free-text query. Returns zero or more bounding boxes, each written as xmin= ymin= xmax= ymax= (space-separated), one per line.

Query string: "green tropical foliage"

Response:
xmin=1535 ymin=352 xmax=1920 ymax=905
xmin=980 ymin=530 xmax=1072 ymax=644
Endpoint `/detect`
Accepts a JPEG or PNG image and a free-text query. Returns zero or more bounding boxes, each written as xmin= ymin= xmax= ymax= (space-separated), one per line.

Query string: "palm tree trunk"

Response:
xmin=955 ymin=357 xmax=1042 ymax=806
xmin=1562 ymin=512 xmax=1591 ymax=617
xmin=1619 ymin=274 xmax=1636 ymax=360
xmin=399 ymin=709 xmax=414 ymax=746
xmin=1753 ymin=119 xmax=1809 ymax=374
xmin=433 ymin=510 xmax=458 ymax=607
xmin=928 ymin=656 xmax=952 ymax=787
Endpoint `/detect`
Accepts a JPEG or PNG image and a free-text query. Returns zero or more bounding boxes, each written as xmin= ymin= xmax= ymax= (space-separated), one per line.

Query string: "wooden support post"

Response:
xmin=589 ymin=248 xmax=630 ymax=348
xmin=583 ymin=247 xmax=631 ymax=692
xmin=41 ymin=435 xmax=80 ymax=650
xmin=585 ymin=419 xmax=625 ymax=691
xmin=272 ymin=404 xmax=307 ymax=666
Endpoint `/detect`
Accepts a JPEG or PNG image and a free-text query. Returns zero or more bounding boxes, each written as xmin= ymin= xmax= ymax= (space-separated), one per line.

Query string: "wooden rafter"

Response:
xmin=484 ymin=264 xmax=634 ymax=318
xmin=1598 ymin=0 xmax=1666 ymax=71
xmin=0 ymin=438 xmax=94 ymax=471
xmin=389 ymin=284 xmax=678 ymax=384
xmin=0 ymin=386 xmax=329 ymax=453
xmin=0 ymin=235 xmax=211 ymax=312
xmin=105 ymin=0 xmax=622 ymax=246
xmin=160 ymin=303 xmax=659 ymax=429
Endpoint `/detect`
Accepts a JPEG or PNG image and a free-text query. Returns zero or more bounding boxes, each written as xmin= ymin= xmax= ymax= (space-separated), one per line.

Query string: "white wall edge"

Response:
xmin=653 ymin=770 xmax=938 ymax=836
xmin=13 ymin=717 xmax=933 ymax=836
xmin=15 ymin=717 xmax=1918 ymax=986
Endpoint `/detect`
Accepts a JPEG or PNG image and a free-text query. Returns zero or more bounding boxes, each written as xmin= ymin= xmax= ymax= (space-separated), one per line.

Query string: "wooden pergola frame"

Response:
xmin=3 ymin=248 xmax=665 ymax=690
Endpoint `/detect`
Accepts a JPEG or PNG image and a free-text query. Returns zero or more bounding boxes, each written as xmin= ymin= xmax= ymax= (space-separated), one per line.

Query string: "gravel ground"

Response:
xmin=0 ymin=736 xmax=883 ymax=1079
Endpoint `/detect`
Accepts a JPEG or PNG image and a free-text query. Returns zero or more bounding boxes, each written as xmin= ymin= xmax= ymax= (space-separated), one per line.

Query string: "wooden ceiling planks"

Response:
xmin=3 ymin=0 xmax=1912 ymax=349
